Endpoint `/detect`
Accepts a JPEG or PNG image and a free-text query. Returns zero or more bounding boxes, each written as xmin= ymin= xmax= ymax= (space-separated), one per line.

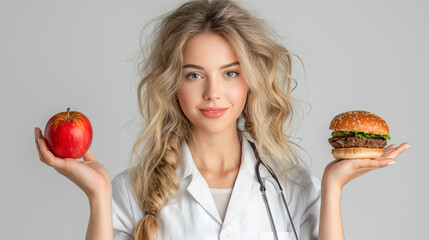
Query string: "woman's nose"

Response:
xmin=203 ymin=76 xmax=222 ymax=100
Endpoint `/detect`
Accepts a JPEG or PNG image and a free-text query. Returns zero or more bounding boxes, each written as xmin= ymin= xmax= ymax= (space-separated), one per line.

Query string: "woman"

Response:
xmin=34 ymin=0 xmax=409 ymax=239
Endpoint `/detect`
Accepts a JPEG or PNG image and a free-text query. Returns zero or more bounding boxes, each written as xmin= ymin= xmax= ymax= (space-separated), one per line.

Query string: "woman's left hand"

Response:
xmin=322 ymin=142 xmax=410 ymax=190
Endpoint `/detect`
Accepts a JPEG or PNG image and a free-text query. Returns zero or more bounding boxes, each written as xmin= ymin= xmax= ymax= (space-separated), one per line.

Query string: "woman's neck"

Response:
xmin=187 ymin=126 xmax=242 ymax=175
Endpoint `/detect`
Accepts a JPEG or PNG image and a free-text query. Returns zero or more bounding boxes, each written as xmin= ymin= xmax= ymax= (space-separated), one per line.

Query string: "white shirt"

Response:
xmin=209 ymin=187 xmax=233 ymax=222
xmin=112 ymin=131 xmax=321 ymax=240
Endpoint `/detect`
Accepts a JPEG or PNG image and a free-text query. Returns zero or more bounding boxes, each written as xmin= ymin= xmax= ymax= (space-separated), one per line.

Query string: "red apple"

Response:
xmin=44 ymin=107 xmax=93 ymax=159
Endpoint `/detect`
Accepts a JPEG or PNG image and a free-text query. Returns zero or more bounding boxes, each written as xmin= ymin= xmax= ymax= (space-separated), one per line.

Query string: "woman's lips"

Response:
xmin=199 ymin=108 xmax=228 ymax=118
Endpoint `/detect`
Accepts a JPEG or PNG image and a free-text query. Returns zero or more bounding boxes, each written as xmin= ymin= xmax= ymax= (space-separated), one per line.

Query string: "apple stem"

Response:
xmin=67 ymin=107 xmax=70 ymax=120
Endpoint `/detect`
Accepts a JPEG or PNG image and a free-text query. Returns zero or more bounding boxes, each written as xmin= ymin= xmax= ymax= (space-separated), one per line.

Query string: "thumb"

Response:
xmin=82 ymin=148 xmax=95 ymax=162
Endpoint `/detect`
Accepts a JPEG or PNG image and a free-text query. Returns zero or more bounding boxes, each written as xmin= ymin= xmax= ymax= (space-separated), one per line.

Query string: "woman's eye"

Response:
xmin=185 ymin=73 xmax=202 ymax=80
xmin=225 ymin=71 xmax=240 ymax=78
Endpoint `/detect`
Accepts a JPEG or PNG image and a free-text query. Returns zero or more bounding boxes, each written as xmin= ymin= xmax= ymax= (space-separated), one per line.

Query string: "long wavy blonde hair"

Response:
xmin=128 ymin=0 xmax=308 ymax=239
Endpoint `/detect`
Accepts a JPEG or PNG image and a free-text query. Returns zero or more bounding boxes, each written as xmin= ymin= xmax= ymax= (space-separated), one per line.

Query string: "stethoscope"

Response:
xmin=249 ymin=141 xmax=299 ymax=240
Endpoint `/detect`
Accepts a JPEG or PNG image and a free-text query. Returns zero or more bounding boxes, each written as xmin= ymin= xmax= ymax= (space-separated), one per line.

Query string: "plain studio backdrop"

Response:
xmin=1 ymin=0 xmax=427 ymax=239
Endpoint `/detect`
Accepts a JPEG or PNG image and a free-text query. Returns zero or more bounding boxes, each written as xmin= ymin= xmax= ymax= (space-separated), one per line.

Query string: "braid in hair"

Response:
xmin=132 ymin=132 xmax=183 ymax=240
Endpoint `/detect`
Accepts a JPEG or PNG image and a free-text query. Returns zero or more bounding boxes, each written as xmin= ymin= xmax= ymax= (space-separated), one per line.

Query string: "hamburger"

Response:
xmin=328 ymin=110 xmax=391 ymax=159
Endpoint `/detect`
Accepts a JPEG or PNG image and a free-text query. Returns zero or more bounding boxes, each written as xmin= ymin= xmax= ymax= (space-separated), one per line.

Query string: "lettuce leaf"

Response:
xmin=332 ymin=130 xmax=391 ymax=140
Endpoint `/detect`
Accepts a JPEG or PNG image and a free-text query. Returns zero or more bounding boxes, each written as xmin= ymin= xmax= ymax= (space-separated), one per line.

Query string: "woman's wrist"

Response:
xmin=321 ymin=175 xmax=342 ymax=197
xmin=321 ymin=182 xmax=342 ymax=204
xmin=88 ymin=185 xmax=112 ymax=207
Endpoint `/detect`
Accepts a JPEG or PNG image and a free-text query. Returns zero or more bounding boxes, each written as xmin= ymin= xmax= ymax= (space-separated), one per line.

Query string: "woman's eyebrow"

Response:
xmin=182 ymin=61 xmax=240 ymax=70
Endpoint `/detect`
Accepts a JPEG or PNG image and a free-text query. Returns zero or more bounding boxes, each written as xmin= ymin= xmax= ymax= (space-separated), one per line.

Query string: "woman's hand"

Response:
xmin=34 ymin=127 xmax=111 ymax=199
xmin=322 ymin=142 xmax=410 ymax=191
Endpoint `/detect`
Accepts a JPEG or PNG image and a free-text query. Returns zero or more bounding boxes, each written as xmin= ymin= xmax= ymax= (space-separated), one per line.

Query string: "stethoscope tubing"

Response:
xmin=250 ymin=141 xmax=299 ymax=240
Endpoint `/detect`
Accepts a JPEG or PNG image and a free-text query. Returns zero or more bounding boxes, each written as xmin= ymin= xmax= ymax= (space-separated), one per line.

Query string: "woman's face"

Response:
xmin=177 ymin=32 xmax=248 ymax=134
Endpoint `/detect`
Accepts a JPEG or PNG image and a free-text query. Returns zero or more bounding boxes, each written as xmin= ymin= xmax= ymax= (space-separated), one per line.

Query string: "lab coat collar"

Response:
xmin=176 ymin=131 xmax=272 ymax=225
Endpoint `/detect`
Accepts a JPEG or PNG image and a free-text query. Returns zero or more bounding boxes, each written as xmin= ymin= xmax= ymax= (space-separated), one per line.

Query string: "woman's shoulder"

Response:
xmin=111 ymin=168 xmax=143 ymax=236
xmin=112 ymin=168 xmax=131 ymax=183
xmin=111 ymin=168 xmax=134 ymax=198
xmin=111 ymin=168 xmax=143 ymax=218
xmin=282 ymin=163 xmax=321 ymax=195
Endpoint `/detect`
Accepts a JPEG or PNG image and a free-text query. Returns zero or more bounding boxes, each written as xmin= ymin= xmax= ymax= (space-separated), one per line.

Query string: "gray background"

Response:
xmin=1 ymin=0 xmax=427 ymax=239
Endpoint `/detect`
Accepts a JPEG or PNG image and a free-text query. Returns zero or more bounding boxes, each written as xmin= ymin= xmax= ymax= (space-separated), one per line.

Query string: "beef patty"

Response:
xmin=328 ymin=136 xmax=387 ymax=149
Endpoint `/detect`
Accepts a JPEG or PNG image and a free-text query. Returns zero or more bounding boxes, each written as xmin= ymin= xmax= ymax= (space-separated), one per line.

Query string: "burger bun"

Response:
xmin=332 ymin=148 xmax=384 ymax=160
xmin=329 ymin=110 xmax=389 ymax=135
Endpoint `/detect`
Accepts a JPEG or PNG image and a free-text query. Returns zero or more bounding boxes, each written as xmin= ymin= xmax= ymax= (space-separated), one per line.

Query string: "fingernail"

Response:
xmin=38 ymin=138 xmax=41 ymax=146
xmin=387 ymin=161 xmax=396 ymax=166
xmin=405 ymin=145 xmax=410 ymax=149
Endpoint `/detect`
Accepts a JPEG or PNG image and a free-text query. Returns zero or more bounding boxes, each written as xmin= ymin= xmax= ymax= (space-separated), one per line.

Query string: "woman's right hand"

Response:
xmin=34 ymin=127 xmax=111 ymax=199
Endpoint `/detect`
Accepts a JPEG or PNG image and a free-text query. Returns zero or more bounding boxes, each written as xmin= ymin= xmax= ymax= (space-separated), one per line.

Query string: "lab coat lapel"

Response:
xmin=186 ymin=173 xmax=223 ymax=224
xmin=180 ymin=139 xmax=223 ymax=225
xmin=222 ymin=133 xmax=269 ymax=226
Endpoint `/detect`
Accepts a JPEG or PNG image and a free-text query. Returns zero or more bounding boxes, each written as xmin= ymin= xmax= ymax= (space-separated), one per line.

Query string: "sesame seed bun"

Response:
xmin=329 ymin=110 xmax=389 ymax=135
xmin=332 ymin=148 xmax=384 ymax=160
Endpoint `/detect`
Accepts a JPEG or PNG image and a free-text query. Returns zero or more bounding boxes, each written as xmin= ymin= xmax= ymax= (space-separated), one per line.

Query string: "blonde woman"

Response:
xmin=34 ymin=0 xmax=409 ymax=239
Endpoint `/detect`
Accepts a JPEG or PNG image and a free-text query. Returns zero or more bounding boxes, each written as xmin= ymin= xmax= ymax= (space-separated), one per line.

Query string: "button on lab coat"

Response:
xmin=112 ymin=131 xmax=321 ymax=240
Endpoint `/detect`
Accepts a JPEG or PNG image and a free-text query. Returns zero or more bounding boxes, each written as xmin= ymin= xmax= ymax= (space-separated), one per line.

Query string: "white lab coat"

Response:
xmin=112 ymin=131 xmax=321 ymax=240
